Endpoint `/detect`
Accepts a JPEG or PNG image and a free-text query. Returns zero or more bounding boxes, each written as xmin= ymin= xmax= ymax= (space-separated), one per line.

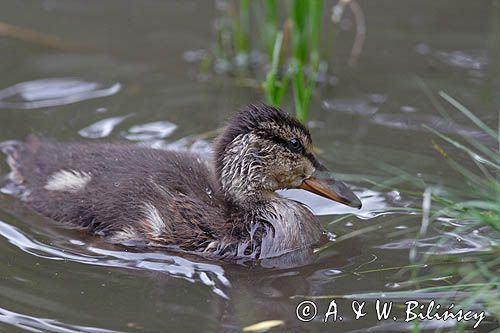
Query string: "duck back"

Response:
xmin=5 ymin=137 xmax=226 ymax=250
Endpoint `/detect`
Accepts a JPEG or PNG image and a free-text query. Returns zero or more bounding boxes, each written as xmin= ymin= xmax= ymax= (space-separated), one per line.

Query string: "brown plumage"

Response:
xmin=2 ymin=105 xmax=361 ymax=260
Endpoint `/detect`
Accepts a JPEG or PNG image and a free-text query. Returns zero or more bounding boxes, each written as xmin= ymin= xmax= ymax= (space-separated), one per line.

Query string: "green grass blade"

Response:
xmin=263 ymin=0 xmax=278 ymax=59
xmin=237 ymin=0 xmax=251 ymax=56
xmin=439 ymin=91 xmax=498 ymax=140
xmin=423 ymin=125 xmax=500 ymax=171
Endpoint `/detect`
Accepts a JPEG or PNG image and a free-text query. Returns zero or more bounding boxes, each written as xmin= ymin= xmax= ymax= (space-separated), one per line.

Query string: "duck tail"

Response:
xmin=0 ymin=139 xmax=21 ymax=154
xmin=1 ymin=139 xmax=24 ymax=185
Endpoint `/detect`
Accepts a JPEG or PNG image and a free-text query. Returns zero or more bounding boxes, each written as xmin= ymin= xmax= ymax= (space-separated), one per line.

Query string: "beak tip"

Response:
xmin=350 ymin=199 xmax=362 ymax=210
xmin=300 ymin=175 xmax=363 ymax=210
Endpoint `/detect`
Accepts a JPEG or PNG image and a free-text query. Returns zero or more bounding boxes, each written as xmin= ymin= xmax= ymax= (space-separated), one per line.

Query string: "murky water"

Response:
xmin=0 ymin=1 xmax=498 ymax=332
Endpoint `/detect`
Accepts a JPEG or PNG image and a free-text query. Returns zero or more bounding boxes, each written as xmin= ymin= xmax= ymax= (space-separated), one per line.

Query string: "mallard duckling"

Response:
xmin=3 ymin=105 xmax=361 ymax=260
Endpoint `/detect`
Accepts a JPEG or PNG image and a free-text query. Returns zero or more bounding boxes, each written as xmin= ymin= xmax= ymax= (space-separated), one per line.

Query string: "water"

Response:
xmin=0 ymin=1 xmax=498 ymax=332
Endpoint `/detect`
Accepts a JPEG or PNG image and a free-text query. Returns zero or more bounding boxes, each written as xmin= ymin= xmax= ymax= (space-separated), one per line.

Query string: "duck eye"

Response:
xmin=288 ymin=138 xmax=303 ymax=152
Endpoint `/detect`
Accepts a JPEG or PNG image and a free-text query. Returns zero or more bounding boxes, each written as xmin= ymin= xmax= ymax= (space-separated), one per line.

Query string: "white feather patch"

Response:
xmin=109 ymin=227 xmax=140 ymax=243
xmin=44 ymin=170 xmax=92 ymax=193
xmin=143 ymin=202 xmax=167 ymax=236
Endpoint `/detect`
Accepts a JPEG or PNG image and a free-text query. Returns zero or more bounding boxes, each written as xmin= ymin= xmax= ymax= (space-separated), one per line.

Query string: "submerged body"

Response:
xmin=3 ymin=105 xmax=360 ymax=260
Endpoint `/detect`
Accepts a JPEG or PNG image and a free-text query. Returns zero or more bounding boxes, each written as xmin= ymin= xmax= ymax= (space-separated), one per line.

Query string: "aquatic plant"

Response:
xmin=304 ymin=87 xmax=499 ymax=331
xmin=407 ymin=88 xmax=500 ymax=330
xmin=261 ymin=0 xmax=324 ymax=122
xmin=213 ymin=0 xmax=365 ymax=122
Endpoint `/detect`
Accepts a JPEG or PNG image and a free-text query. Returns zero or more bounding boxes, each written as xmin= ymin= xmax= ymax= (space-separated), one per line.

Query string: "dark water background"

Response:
xmin=0 ymin=1 xmax=498 ymax=332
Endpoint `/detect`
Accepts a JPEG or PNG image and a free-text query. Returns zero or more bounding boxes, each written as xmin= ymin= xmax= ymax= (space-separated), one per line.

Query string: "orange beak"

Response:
xmin=299 ymin=171 xmax=362 ymax=209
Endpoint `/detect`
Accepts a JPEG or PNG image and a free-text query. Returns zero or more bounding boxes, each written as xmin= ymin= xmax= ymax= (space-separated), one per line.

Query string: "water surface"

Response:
xmin=0 ymin=1 xmax=498 ymax=332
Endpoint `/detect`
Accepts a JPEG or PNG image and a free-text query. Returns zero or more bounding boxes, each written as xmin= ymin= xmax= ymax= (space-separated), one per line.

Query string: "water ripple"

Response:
xmin=0 ymin=78 xmax=121 ymax=109
xmin=371 ymin=113 xmax=482 ymax=137
xmin=280 ymin=187 xmax=412 ymax=219
xmin=378 ymin=225 xmax=499 ymax=254
xmin=435 ymin=50 xmax=488 ymax=71
xmin=0 ymin=221 xmax=231 ymax=299
xmin=322 ymin=96 xmax=484 ymax=137
xmin=124 ymin=121 xmax=177 ymax=141
xmin=159 ymin=136 xmax=214 ymax=157
xmin=0 ymin=307 xmax=120 ymax=333
xmin=78 ymin=115 xmax=131 ymax=139
xmin=322 ymin=98 xmax=379 ymax=115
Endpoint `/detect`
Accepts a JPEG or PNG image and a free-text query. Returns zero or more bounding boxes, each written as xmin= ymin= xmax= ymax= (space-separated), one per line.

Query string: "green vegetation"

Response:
xmin=261 ymin=0 xmax=324 ymax=122
xmin=213 ymin=0 xmax=360 ymax=122
xmin=311 ymin=88 xmax=499 ymax=331
xmin=409 ymin=89 xmax=500 ymax=330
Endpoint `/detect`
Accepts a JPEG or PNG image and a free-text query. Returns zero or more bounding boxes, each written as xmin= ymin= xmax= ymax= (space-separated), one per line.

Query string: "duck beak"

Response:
xmin=299 ymin=171 xmax=362 ymax=209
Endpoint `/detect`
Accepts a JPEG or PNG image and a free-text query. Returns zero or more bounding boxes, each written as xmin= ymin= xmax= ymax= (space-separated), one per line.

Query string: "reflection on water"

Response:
xmin=435 ymin=50 xmax=488 ymax=71
xmin=0 ymin=78 xmax=121 ymax=109
xmin=280 ymin=187 xmax=412 ymax=219
xmin=323 ymin=97 xmax=484 ymax=137
xmin=0 ymin=307 xmax=120 ymax=333
xmin=380 ymin=225 xmax=500 ymax=254
xmin=0 ymin=220 xmax=231 ymax=299
xmin=80 ymin=119 xmax=178 ymax=141
xmin=370 ymin=113 xmax=482 ymax=137
xmin=160 ymin=136 xmax=214 ymax=156
xmin=124 ymin=121 xmax=177 ymax=141
xmin=322 ymin=99 xmax=379 ymax=116
xmin=78 ymin=115 xmax=131 ymax=139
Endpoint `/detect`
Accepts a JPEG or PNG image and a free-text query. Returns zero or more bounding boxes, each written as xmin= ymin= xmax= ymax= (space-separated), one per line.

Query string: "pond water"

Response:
xmin=0 ymin=1 xmax=498 ymax=332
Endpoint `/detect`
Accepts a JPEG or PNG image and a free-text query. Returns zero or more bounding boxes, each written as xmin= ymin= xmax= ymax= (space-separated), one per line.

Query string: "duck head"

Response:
xmin=215 ymin=105 xmax=361 ymax=209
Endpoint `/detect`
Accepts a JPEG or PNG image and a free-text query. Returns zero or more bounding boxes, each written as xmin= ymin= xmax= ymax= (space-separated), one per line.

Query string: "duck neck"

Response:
xmin=216 ymin=133 xmax=277 ymax=207
xmin=232 ymin=196 xmax=324 ymax=259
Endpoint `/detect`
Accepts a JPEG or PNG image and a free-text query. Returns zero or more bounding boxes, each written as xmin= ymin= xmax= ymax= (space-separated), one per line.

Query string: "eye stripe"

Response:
xmin=257 ymin=131 xmax=324 ymax=169
xmin=256 ymin=131 xmax=291 ymax=150
xmin=268 ymin=135 xmax=291 ymax=150
xmin=257 ymin=130 xmax=310 ymax=156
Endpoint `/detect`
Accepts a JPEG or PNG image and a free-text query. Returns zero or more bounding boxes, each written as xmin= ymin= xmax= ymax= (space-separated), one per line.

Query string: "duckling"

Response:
xmin=2 ymin=105 xmax=361 ymax=260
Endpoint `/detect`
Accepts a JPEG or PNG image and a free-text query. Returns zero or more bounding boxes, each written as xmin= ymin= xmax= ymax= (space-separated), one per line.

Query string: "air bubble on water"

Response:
xmin=401 ymin=105 xmax=417 ymax=113
xmin=326 ymin=232 xmax=337 ymax=241
xmin=385 ymin=282 xmax=401 ymax=289
xmin=324 ymin=269 xmax=343 ymax=276
xmin=387 ymin=190 xmax=402 ymax=201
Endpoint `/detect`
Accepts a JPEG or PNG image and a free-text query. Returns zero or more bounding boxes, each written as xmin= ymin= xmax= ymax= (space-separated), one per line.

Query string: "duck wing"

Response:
xmin=3 ymin=136 xmax=225 ymax=249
